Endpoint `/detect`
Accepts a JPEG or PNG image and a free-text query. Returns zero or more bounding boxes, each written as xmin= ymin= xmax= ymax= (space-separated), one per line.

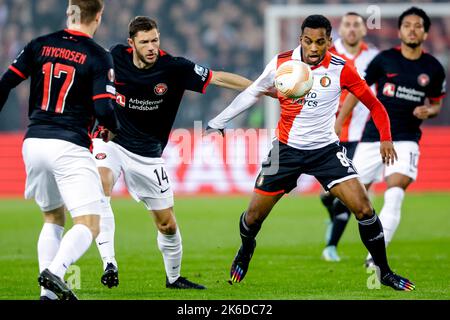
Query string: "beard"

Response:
xmin=404 ymin=41 xmax=421 ymax=49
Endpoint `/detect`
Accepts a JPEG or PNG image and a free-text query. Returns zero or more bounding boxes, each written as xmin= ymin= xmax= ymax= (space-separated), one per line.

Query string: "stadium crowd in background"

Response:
xmin=0 ymin=0 xmax=449 ymax=131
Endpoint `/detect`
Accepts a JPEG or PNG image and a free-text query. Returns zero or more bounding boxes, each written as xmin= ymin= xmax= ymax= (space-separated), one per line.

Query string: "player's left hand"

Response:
xmin=380 ymin=141 xmax=398 ymax=166
xmin=413 ymin=105 xmax=430 ymax=120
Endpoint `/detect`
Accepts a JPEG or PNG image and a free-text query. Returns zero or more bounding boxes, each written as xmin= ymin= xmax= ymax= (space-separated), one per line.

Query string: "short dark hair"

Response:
xmin=344 ymin=12 xmax=365 ymax=23
xmin=398 ymin=7 xmax=431 ymax=32
xmin=69 ymin=0 xmax=104 ymax=24
xmin=301 ymin=15 xmax=332 ymax=37
xmin=129 ymin=16 xmax=158 ymax=38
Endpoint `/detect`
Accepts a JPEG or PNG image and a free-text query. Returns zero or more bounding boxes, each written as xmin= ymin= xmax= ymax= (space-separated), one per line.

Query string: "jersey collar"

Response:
xmin=64 ymin=29 xmax=92 ymax=38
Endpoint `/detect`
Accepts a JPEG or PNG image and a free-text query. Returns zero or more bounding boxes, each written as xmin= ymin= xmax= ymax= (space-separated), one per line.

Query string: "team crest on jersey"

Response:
xmin=417 ymin=73 xmax=430 ymax=87
xmin=320 ymin=76 xmax=331 ymax=87
xmin=108 ymin=69 xmax=115 ymax=82
xmin=154 ymin=83 xmax=168 ymax=95
xmin=95 ymin=153 xmax=107 ymax=160
xmin=383 ymin=83 xmax=396 ymax=97
xmin=116 ymin=93 xmax=126 ymax=107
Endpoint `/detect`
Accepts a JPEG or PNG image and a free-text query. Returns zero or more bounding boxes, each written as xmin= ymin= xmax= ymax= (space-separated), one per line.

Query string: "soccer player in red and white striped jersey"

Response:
xmin=207 ymin=15 xmax=414 ymax=291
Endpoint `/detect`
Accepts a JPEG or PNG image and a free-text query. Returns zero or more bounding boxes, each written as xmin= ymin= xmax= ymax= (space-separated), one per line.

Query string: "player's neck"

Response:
xmin=400 ymin=43 xmax=423 ymax=60
xmin=66 ymin=23 xmax=95 ymax=38
xmin=133 ymin=55 xmax=155 ymax=70
xmin=342 ymin=41 xmax=361 ymax=56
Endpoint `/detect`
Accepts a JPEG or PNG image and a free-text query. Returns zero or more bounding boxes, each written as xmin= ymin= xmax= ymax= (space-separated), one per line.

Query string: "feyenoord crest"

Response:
xmin=417 ymin=73 xmax=430 ymax=87
xmin=320 ymin=76 xmax=331 ymax=87
xmin=95 ymin=153 xmax=107 ymax=160
xmin=154 ymin=83 xmax=168 ymax=95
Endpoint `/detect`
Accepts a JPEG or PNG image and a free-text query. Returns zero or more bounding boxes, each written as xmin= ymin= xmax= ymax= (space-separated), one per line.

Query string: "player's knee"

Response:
xmin=353 ymin=203 xmax=374 ymax=220
xmin=89 ymin=224 xmax=100 ymax=238
xmin=73 ymin=215 xmax=100 ymax=238
xmin=43 ymin=206 xmax=66 ymax=226
xmin=246 ymin=207 xmax=266 ymax=226
xmin=98 ymin=167 xmax=114 ymax=196
xmin=157 ymin=220 xmax=177 ymax=235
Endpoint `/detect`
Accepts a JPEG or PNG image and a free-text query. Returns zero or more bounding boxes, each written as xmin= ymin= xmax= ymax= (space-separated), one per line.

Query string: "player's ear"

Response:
xmin=127 ymin=38 xmax=134 ymax=48
xmin=423 ymin=32 xmax=428 ymax=41
xmin=362 ymin=24 xmax=367 ymax=37
xmin=95 ymin=9 xmax=103 ymax=24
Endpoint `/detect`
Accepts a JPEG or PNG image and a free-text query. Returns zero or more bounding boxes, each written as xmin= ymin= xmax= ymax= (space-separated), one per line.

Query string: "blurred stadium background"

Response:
xmin=0 ymin=0 xmax=449 ymax=197
xmin=0 ymin=0 xmax=449 ymax=300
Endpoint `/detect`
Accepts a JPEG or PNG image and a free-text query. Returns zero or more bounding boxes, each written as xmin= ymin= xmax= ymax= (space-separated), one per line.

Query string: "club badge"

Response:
xmin=154 ymin=83 xmax=168 ymax=95
xmin=320 ymin=76 xmax=331 ymax=87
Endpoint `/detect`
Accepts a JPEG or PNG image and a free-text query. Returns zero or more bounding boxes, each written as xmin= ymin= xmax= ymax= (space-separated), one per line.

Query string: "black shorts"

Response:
xmin=254 ymin=140 xmax=359 ymax=195
xmin=340 ymin=141 xmax=358 ymax=159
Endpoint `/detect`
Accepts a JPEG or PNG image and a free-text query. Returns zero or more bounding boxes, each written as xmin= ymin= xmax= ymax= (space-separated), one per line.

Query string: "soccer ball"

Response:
xmin=274 ymin=60 xmax=314 ymax=99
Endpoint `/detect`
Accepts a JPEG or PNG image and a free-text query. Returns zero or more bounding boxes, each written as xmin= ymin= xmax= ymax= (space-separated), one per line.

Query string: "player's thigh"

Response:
xmin=22 ymin=138 xmax=64 ymax=212
xmin=93 ymin=139 xmax=123 ymax=186
xmin=122 ymin=154 xmax=174 ymax=211
xmin=254 ymin=140 xmax=303 ymax=196
xmin=52 ymin=142 xmax=105 ymax=217
xmin=329 ymin=177 xmax=373 ymax=218
xmin=352 ymin=142 xmax=384 ymax=184
xmin=309 ymin=142 xmax=359 ymax=192
xmin=385 ymin=141 xmax=419 ymax=183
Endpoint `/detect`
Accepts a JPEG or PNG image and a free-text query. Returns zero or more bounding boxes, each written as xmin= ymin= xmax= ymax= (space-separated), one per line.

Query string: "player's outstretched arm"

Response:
xmin=206 ymin=86 xmax=262 ymax=131
xmin=210 ymin=71 xmax=253 ymax=91
xmin=207 ymin=57 xmax=277 ymax=131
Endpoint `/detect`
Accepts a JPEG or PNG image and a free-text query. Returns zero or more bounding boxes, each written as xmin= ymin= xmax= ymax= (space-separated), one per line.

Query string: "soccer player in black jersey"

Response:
xmin=93 ymin=16 xmax=253 ymax=289
xmin=0 ymin=0 xmax=118 ymax=300
xmin=337 ymin=7 xmax=446 ymax=267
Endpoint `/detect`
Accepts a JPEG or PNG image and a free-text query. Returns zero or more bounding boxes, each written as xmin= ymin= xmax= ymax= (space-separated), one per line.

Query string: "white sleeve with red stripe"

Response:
xmin=208 ymin=56 xmax=277 ymax=129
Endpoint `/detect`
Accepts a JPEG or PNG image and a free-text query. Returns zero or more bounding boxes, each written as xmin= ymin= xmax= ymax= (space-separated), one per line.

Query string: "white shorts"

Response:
xmin=353 ymin=141 xmax=420 ymax=184
xmin=93 ymin=139 xmax=174 ymax=211
xmin=22 ymin=138 xmax=105 ymax=217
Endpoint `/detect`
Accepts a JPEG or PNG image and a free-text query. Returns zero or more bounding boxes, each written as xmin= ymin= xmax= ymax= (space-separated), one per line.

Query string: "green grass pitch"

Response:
xmin=0 ymin=193 xmax=449 ymax=300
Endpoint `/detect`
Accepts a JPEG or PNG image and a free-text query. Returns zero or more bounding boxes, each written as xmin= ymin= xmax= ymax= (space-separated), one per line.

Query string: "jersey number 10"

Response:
xmin=41 ymin=62 xmax=76 ymax=114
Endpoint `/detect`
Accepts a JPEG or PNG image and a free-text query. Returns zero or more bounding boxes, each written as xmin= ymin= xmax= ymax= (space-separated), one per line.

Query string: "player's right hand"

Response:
xmin=101 ymin=129 xmax=116 ymax=142
xmin=380 ymin=141 xmax=398 ymax=166
xmin=204 ymin=125 xmax=224 ymax=137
